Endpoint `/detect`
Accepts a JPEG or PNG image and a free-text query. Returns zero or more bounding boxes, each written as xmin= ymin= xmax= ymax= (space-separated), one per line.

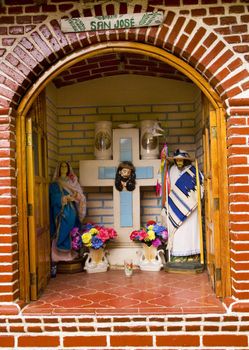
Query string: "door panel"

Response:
xmin=26 ymin=117 xmax=37 ymax=299
xmin=202 ymin=96 xmax=222 ymax=296
xmin=26 ymin=91 xmax=50 ymax=300
xmin=203 ymin=127 xmax=214 ymax=286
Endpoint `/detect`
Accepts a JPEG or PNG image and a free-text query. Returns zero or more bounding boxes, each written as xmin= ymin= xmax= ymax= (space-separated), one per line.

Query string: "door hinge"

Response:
xmin=211 ymin=126 xmax=217 ymax=139
xmin=30 ymin=272 xmax=37 ymax=286
xmin=27 ymin=203 xmax=33 ymax=216
xmin=214 ymin=197 xmax=219 ymax=210
xmin=216 ymin=268 xmax=221 ymax=282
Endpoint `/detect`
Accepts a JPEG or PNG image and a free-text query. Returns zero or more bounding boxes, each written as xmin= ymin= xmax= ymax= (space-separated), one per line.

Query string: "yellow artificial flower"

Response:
xmin=147 ymin=225 xmax=154 ymax=230
xmin=89 ymin=228 xmax=98 ymax=235
xmin=147 ymin=230 xmax=155 ymax=240
xmin=82 ymin=232 xmax=92 ymax=245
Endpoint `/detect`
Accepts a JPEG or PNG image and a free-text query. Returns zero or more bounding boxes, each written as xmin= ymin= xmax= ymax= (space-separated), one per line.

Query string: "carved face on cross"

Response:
xmin=115 ymin=161 xmax=136 ymax=192
xmin=119 ymin=167 xmax=131 ymax=179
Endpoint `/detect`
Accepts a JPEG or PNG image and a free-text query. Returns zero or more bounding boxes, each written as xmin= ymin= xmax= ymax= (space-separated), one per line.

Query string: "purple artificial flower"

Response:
xmin=161 ymin=230 xmax=168 ymax=240
xmin=70 ymin=227 xmax=79 ymax=238
xmin=152 ymin=238 xmax=161 ymax=248
xmin=70 ymin=227 xmax=83 ymax=251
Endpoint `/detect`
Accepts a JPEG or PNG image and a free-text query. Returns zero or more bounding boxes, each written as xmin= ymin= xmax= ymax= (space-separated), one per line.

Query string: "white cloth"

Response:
xmin=171 ymin=207 xmax=200 ymax=256
xmin=162 ymin=164 xmax=203 ymax=257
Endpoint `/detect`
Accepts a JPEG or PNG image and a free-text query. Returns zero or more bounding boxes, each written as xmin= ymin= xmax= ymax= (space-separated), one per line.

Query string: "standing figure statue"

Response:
xmin=49 ymin=161 xmax=86 ymax=262
xmin=115 ymin=161 xmax=136 ymax=192
xmin=160 ymin=149 xmax=204 ymax=263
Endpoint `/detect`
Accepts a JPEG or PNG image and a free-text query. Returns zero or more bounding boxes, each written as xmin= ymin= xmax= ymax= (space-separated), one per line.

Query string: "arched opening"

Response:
xmin=16 ymin=42 xmax=230 ymax=309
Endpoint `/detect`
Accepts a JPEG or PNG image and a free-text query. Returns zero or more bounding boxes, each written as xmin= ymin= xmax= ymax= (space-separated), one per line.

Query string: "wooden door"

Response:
xmin=26 ymin=91 xmax=50 ymax=300
xmin=202 ymin=97 xmax=222 ymax=296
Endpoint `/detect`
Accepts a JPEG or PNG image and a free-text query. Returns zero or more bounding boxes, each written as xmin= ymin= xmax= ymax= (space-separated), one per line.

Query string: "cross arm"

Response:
xmin=79 ymin=160 xmax=116 ymax=187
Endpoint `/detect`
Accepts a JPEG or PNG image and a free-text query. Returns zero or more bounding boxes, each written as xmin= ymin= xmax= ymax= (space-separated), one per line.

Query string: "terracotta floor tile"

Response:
xmin=99 ymin=297 xmax=141 ymax=308
xmin=22 ymin=270 xmax=225 ymax=315
xmin=152 ymin=296 xmax=188 ymax=307
xmin=126 ymin=290 xmax=163 ymax=301
xmin=107 ymin=286 xmax=138 ymax=295
xmin=52 ymin=298 xmax=93 ymax=308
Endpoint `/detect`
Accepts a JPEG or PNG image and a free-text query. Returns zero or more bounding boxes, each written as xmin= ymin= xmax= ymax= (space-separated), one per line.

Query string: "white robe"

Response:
xmin=168 ymin=164 xmax=201 ymax=257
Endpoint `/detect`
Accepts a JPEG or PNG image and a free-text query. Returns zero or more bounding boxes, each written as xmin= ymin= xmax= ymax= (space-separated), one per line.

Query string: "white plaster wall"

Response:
xmin=56 ymin=75 xmax=199 ymax=106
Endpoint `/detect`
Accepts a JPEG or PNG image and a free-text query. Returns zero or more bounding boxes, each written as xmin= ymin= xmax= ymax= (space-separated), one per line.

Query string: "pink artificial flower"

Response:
xmin=130 ymin=231 xmax=139 ymax=240
xmin=156 ymin=181 xmax=162 ymax=197
xmin=130 ymin=229 xmax=148 ymax=241
xmin=107 ymin=228 xmax=117 ymax=239
xmin=139 ymin=230 xmax=148 ymax=241
xmin=96 ymin=228 xmax=110 ymax=242
xmin=152 ymin=238 xmax=161 ymax=247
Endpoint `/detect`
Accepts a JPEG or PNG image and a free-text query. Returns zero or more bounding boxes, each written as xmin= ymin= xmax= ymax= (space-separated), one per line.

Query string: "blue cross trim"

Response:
xmin=120 ymin=192 xmax=133 ymax=227
xmin=98 ymin=135 xmax=155 ymax=228
xmin=98 ymin=167 xmax=116 ymax=179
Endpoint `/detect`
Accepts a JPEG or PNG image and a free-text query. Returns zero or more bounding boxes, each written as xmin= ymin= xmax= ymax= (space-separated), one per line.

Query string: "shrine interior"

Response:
xmin=28 ymin=51 xmax=214 ymax=307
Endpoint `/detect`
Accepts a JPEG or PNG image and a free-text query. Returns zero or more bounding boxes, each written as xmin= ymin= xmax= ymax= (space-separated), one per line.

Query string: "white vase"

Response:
xmin=94 ymin=121 xmax=112 ymax=160
xmin=140 ymin=120 xmax=159 ymax=160
xmin=84 ymin=248 xmax=109 ymax=273
xmin=138 ymin=243 xmax=163 ymax=271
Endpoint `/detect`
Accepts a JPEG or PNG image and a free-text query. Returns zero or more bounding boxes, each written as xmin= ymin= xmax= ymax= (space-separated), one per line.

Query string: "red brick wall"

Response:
xmin=0 ymin=109 xmax=18 ymax=303
xmin=0 ymin=314 xmax=249 ymax=349
xmin=0 ymin=0 xmax=248 ymax=306
xmin=228 ymin=100 xmax=249 ymax=300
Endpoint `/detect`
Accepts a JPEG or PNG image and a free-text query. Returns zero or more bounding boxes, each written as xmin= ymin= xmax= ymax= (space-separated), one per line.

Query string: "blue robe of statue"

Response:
xmin=49 ymin=182 xmax=80 ymax=251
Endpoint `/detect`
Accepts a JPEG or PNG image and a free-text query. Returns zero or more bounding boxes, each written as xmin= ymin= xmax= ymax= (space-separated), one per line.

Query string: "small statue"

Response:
xmin=49 ymin=161 xmax=86 ymax=263
xmin=115 ymin=161 xmax=136 ymax=192
xmin=160 ymin=149 xmax=204 ymax=264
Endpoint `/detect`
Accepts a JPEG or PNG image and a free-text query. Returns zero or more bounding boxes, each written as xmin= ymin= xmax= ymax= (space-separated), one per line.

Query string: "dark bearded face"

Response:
xmin=119 ymin=167 xmax=131 ymax=179
xmin=175 ymin=159 xmax=184 ymax=170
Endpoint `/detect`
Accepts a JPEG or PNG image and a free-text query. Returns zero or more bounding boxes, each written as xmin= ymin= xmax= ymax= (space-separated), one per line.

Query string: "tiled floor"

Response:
xmin=22 ymin=270 xmax=225 ymax=315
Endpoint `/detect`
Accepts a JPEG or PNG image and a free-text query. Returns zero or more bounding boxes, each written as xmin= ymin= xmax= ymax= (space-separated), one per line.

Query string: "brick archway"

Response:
xmin=1 ymin=11 xmax=248 ymax=112
xmin=18 ymin=41 xmax=223 ymax=115
xmin=15 ymin=38 xmax=230 ymax=302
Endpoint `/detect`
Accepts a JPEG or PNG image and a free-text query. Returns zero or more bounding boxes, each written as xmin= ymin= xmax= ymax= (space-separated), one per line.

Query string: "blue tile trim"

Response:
xmin=120 ymin=138 xmax=132 ymax=161
xmin=98 ymin=167 xmax=116 ymax=179
xmin=120 ymin=191 xmax=133 ymax=227
xmin=136 ymin=166 xmax=154 ymax=179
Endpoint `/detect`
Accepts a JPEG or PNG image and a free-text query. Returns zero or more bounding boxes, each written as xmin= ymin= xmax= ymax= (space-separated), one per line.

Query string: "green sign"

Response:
xmin=61 ymin=12 xmax=164 ymax=33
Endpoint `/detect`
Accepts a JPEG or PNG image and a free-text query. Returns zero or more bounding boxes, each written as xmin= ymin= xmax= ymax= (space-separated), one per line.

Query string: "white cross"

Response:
xmin=79 ymin=128 xmax=160 ymax=265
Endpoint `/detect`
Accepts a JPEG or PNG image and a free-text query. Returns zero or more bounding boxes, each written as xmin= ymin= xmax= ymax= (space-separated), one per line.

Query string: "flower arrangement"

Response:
xmin=81 ymin=223 xmax=117 ymax=250
xmin=130 ymin=220 xmax=168 ymax=247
